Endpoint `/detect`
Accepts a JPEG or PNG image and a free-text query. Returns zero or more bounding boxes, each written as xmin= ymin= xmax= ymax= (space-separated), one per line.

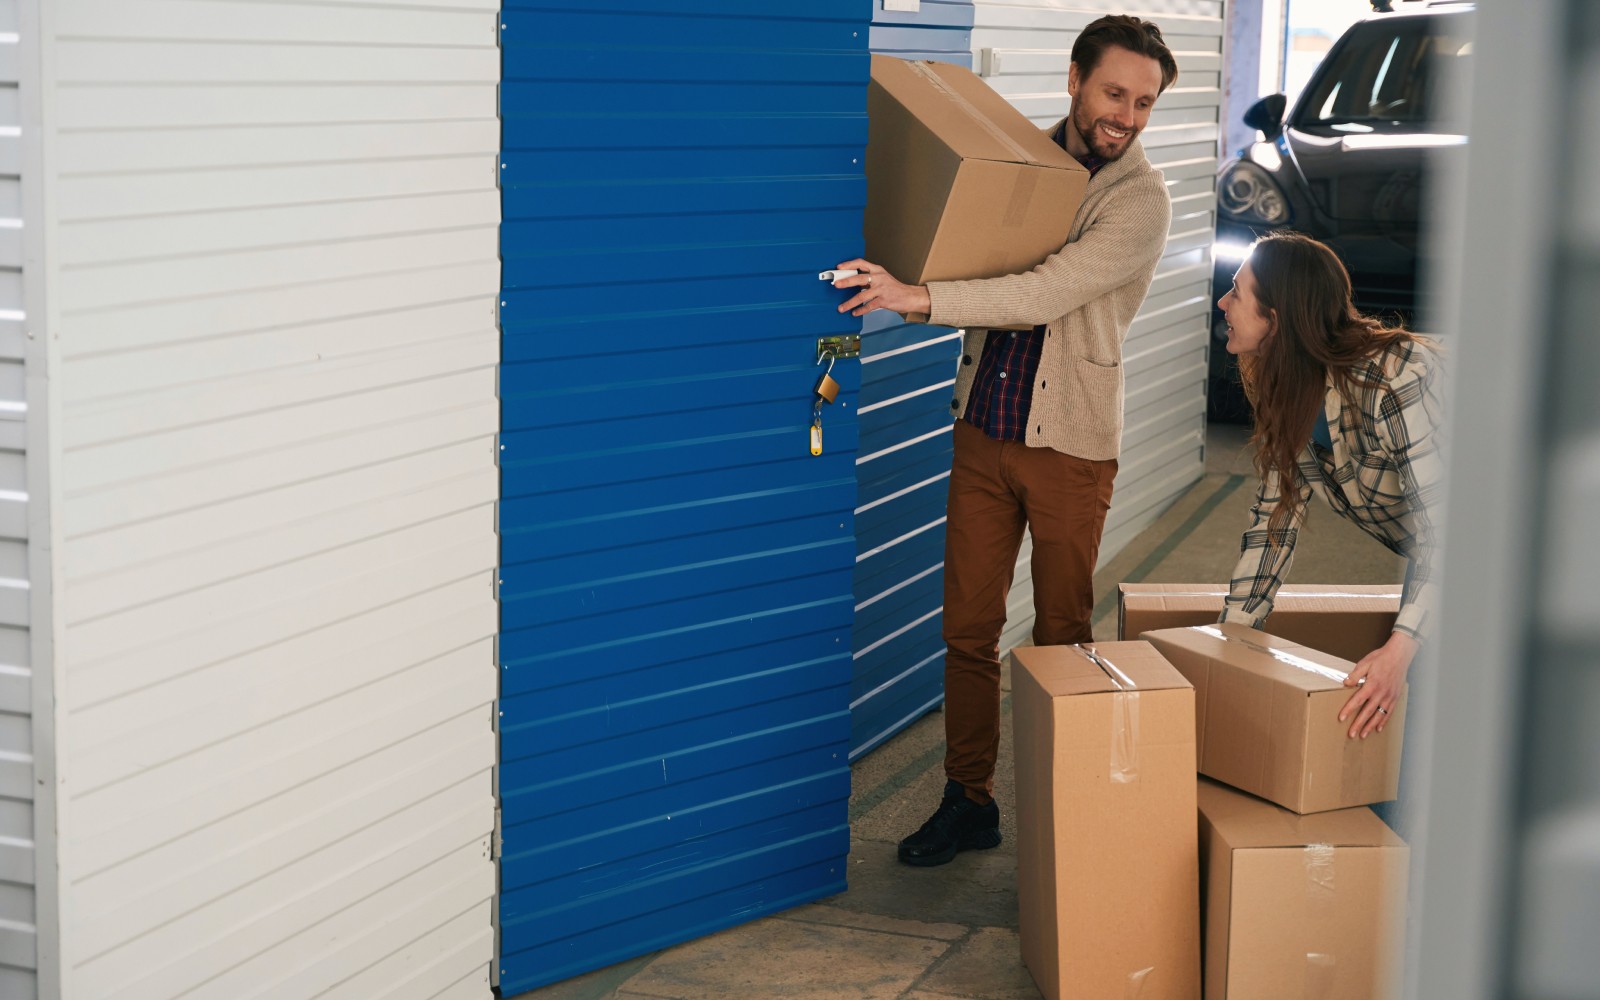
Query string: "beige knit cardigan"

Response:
xmin=925 ymin=132 xmax=1172 ymax=462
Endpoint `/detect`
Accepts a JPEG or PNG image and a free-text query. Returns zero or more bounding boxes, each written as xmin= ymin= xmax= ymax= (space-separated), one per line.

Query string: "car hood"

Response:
xmin=1284 ymin=127 xmax=1466 ymax=227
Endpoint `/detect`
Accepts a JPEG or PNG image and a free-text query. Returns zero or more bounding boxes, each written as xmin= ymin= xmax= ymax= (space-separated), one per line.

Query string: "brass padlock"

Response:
xmin=814 ymin=348 xmax=841 ymax=406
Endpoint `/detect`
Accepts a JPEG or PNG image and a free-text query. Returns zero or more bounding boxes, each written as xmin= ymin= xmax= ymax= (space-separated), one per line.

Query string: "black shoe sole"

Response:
xmin=897 ymin=827 xmax=1003 ymax=867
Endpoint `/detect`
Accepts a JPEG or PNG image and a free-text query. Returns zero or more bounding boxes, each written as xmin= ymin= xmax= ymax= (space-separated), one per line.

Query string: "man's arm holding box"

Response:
xmin=923 ymin=171 xmax=1170 ymax=330
xmin=833 ymin=169 xmax=1170 ymax=331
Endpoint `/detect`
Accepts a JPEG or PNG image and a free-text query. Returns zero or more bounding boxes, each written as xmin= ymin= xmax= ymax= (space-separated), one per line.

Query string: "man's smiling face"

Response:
xmin=1067 ymin=45 xmax=1165 ymax=161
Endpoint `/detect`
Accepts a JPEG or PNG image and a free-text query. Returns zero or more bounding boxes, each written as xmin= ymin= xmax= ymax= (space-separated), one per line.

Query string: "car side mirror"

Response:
xmin=1244 ymin=94 xmax=1288 ymax=140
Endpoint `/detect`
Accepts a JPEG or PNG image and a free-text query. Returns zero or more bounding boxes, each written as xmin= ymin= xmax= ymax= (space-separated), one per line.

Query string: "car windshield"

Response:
xmin=1292 ymin=16 xmax=1472 ymax=132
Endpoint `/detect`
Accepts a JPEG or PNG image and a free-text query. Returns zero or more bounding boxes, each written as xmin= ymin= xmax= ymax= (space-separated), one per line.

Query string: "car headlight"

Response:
xmin=1218 ymin=160 xmax=1291 ymax=226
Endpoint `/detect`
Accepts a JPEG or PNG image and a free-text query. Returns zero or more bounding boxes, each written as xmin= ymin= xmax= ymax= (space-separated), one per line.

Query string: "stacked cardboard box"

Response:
xmin=1010 ymin=623 xmax=1410 ymax=998
xmin=1134 ymin=621 xmax=1410 ymax=999
xmin=1198 ymin=778 xmax=1407 ymax=1000
xmin=1117 ymin=583 xmax=1400 ymax=664
xmin=1011 ymin=642 xmax=1201 ymax=999
xmin=1142 ymin=623 xmax=1406 ymax=814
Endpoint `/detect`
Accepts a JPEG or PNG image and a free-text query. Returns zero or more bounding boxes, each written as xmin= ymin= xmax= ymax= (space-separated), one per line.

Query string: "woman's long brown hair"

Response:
xmin=1238 ymin=231 xmax=1420 ymax=541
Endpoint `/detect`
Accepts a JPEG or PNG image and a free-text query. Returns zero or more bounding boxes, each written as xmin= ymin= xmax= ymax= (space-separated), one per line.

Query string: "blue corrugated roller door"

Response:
xmin=496 ymin=1 xmax=871 ymax=992
xmin=850 ymin=0 xmax=973 ymax=759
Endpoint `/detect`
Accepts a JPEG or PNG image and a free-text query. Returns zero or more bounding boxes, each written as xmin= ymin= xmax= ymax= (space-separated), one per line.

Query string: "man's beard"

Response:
xmin=1072 ymin=104 xmax=1138 ymax=161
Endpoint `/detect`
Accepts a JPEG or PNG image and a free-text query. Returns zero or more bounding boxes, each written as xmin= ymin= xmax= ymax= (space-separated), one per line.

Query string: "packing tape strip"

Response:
xmin=1194 ymin=625 xmax=1351 ymax=684
xmin=1079 ymin=644 xmax=1140 ymax=784
xmin=904 ymin=61 xmax=1038 ymax=165
xmin=1000 ymin=168 xmax=1039 ymax=229
xmin=1125 ymin=966 xmax=1154 ymax=998
xmin=1304 ymin=842 xmax=1338 ymax=999
xmin=1126 ymin=590 xmax=1402 ymax=600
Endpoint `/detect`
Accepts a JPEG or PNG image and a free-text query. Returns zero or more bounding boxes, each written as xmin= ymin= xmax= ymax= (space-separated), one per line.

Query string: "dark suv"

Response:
xmin=1208 ymin=2 xmax=1473 ymax=419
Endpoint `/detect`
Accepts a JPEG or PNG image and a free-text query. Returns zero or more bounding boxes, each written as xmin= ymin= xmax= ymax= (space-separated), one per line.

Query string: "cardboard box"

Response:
xmin=1141 ymin=624 xmax=1405 ymax=814
xmin=1198 ymin=778 xmax=1408 ymax=1000
xmin=865 ymin=54 xmax=1088 ymax=323
xmin=1011 ymin=642 xmax=1200 ymax=1000
xmin=1117 ymin=583 xmax=1401 ymax=664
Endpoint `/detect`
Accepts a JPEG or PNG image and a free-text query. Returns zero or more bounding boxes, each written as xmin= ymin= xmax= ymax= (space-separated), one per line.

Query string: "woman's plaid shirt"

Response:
xmin=1222 ymin=338 xmax=1445 ymax=641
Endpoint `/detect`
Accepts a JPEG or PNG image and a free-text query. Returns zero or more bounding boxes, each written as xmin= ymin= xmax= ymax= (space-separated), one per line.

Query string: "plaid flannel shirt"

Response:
xmin=1222 ymin=338 xmax=1445 ymax=642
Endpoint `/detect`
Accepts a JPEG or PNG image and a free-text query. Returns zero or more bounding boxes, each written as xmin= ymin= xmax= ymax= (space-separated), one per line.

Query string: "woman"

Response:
xmin=1216 ymin=231 xmax=1444 ymax=752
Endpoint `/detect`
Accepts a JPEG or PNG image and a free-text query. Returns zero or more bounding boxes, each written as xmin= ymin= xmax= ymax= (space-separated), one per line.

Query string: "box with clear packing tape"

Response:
xmin=1010 ymin=640 xmax=1200 ymax=1000
xmin=1197 ymin=777 xmax=1408 ymax=1000
xmin=1140 ymin=623 xmax=1406 ymax=815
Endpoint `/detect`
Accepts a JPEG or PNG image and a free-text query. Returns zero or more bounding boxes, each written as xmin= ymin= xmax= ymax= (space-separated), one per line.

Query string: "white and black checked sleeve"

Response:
xmin=1375 ymin=359 xmax=1446 ymax=639
xmin=1221 ymin=468 xmax=1316 ymax=629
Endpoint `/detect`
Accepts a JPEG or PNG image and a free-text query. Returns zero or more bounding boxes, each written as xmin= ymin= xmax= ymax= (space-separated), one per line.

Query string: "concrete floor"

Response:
xmin=517 ymin=421 xmax=1408 ymax=1000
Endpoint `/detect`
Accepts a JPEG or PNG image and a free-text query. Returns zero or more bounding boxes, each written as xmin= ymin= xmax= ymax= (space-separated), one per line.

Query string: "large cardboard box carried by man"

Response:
xmin=1117 ymin=583 xmax=1400 ymax=663
xmin=864 ymin=55 xmax=1089 ymax=327
xmin=1142 ymin=624 xmax=1406 ymax=814
xmin=1197 ymin=778 xmax=1408 ymax=1000
xmin=1011 ymin=641 xmax=1200 ymax=1000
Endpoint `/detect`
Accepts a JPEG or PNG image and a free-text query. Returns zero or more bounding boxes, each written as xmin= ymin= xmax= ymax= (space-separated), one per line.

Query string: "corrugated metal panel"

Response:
xmin=0 ymin=3 xmax=32 ymax=996
xmin=496 ymin=1 xmax=865 ymax=992
xmin=45 ymin=2 xmax=501 ymax=997
xmin=968 ymin=0 xmax=1219 ymax=652
xmin=850 ymin=2 xmax=971 ymax=760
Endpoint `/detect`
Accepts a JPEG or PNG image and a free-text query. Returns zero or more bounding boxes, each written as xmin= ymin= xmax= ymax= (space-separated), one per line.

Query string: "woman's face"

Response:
xmin=1217 ymin=261 xmax=1275 ymax=357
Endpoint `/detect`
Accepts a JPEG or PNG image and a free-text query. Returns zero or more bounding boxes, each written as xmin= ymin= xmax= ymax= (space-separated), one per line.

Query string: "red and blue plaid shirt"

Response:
xmin=964 ymin=127 xmax=1106 ymax=441
xmin=963 ymin=328 xmax=1046 ymax=441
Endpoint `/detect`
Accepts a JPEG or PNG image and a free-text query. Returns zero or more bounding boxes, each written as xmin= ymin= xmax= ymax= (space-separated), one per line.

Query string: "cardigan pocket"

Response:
xmin=1070 ymin=355 xmax=1124 ymax=441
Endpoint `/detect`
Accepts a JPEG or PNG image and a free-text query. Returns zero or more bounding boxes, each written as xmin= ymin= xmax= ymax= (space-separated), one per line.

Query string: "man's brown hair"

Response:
xmin=1070 ymin=15 xmax=1180 ymax=93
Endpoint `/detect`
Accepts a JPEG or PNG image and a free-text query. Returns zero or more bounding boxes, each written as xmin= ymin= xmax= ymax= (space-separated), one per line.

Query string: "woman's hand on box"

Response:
xmin=1339 ymin=631 xmax=1418 ymax=739
xmin=833 ymin=259 xmax=931 ymax=319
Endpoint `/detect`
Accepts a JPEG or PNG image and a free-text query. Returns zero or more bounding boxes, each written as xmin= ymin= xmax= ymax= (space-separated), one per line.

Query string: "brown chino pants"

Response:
xmin=943 ymin=419 xmax=1117 ymax=805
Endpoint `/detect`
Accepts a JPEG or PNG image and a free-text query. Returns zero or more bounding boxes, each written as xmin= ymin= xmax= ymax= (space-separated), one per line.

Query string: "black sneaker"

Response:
xmin=897 ymin=781 xmax=1002 ymax=867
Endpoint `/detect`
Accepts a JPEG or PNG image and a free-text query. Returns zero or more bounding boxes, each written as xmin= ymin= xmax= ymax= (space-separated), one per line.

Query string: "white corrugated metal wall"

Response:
xmin=968 ymin=0 xmax=1220 ymax=651
xmin=28 ymin=1 xmax=503 ymax=997
xmin=0 ymin=1 xmax=36 ymax=995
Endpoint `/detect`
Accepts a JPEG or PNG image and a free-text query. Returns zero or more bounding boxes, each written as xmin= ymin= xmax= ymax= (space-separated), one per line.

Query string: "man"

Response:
xmin=834 ymin=15 xmax=1178 ymax=867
